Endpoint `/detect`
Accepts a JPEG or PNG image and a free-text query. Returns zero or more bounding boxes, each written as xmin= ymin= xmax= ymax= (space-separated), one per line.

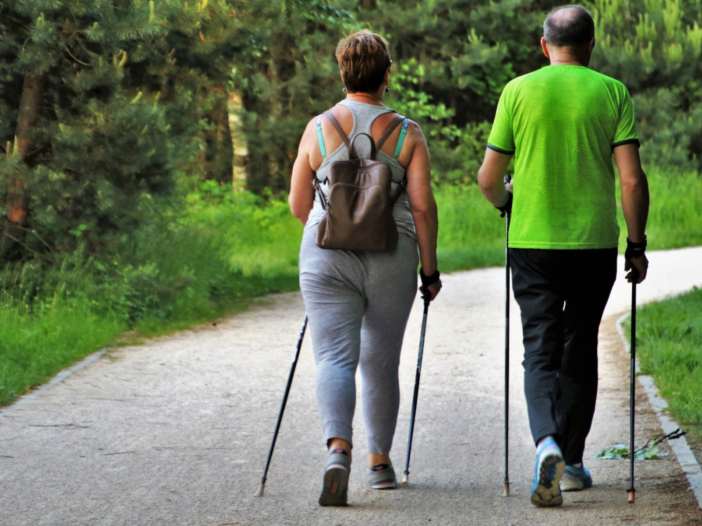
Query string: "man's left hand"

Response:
xmin=625 ymin=254 xmax=648 ymax=284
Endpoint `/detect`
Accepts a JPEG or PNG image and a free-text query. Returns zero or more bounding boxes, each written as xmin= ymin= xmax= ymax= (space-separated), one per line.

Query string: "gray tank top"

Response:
xmin=306 ymin=100 xmax=417 ymax=241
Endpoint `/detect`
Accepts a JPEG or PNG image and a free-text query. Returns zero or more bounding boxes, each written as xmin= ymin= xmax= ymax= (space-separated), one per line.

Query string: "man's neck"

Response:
xmin=547 ymin=48 xmax=589 ymax=67
xmin=549 ymin=56 xmax=586 ymax=66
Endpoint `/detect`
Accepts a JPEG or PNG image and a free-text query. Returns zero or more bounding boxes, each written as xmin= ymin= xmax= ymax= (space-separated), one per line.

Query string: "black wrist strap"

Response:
xmin=495 ymin=192 xmax=512 ymax=218
xmin=420 ymin=268 xmax=440 ymax=287
xmin=625 ymin=236 xmax=647 ymax=259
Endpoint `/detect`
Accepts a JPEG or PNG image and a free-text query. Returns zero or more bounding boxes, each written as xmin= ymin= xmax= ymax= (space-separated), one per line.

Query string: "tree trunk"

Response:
xmin=362 ymin=0 xmax=377 ymax=10
xmin=8 ymin=72 xmax=46 ymax=224
xmin=227 ymin=88 xmax=249 ymax=191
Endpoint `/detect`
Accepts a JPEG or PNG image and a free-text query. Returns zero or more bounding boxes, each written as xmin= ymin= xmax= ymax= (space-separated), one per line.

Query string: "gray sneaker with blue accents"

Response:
xmin=530 ymin=437 xmax=565 ymax=507
xmin=560 ymin=464 xmax=593 ymax=491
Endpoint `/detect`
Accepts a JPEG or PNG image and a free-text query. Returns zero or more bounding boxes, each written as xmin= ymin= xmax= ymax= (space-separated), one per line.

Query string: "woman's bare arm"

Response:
xmin=289 ymin=119 xmax=318 ymax=225
xmin=403 ymin=122 xmax=440 ymax=299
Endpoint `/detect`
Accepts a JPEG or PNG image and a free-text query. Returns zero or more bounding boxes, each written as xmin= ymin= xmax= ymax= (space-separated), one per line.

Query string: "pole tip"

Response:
xmin=401 ymin=473 xmax=409 ymax=487
xmin=627 ymin=489 xmax=636 ymax=504
xmin=503 ymin=483 xmax=510 ymax=497
xmin=255 ymin=484 xmax=265 ymax=497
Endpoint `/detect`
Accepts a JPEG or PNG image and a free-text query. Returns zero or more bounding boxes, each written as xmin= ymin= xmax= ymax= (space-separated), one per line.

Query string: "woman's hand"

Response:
xmin=420 ymin=279 xmax=442 ymax=302
xmin=419 ymin=268 xmax=441 ymax=302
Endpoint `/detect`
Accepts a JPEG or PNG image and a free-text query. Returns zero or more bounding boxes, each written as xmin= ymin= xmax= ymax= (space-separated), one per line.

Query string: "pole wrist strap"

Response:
xmin=420 ymin=268 xmax=440 ymax=287
xmin=625 ymin=235 xmax=647 ymax=259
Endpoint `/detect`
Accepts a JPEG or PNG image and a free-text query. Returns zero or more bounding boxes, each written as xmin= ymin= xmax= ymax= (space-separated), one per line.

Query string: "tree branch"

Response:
xmin=63 ymin=44 xmax=91 ymax=67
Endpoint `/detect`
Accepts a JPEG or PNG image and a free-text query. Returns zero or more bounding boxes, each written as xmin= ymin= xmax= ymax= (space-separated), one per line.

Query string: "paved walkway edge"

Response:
xmin=0 ymin=349 xmax=107 ymax=419
xmin=616 ymin=312 xmax=702 ymax=509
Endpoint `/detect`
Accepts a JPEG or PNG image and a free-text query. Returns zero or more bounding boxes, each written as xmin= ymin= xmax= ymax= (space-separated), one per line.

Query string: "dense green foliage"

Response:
xmin=233 ymin=0 xmax=702 ymax=189
xmin=3 ymin=0 xmax=701 ymax=259
xmin=631 ymin=286 xmax=702 ymax=441
xmin=0 ymin=0 xmax=261 ymax=260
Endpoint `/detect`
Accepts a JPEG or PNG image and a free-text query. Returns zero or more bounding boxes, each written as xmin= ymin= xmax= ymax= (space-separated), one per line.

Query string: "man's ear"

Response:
xmin=589 ymin=37 xmax=596 ymax=53
xmin=541 ymin=37 xmax=550 ymax=58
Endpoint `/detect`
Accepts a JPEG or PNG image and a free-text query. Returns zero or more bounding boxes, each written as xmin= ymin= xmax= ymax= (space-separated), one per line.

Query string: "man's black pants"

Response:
xmin=510 ymin=248 xmax=617 ymax=465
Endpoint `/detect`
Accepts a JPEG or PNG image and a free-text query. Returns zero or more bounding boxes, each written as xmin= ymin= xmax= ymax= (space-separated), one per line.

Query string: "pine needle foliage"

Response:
xmin=0 ymin=0 xmax=253 ymax=261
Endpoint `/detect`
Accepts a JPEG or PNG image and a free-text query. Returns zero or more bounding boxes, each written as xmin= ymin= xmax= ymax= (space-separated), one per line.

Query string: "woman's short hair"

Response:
xmin=335 ymin=30 xmax=392 ymax=94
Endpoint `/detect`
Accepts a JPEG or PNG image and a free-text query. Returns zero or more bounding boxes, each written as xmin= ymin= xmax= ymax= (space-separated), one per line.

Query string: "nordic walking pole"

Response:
xmin=503 ymin=175 xmax=512 ymax=498
xmin=628 ymin=276 xmax=637 ymax=504
xmin=503 ymin=211 xmax=511 ymax=497
xmin=401 ymin=297 xmax=431 ymax=487
xmin=255 ymin=314 xmax=308 ymax=497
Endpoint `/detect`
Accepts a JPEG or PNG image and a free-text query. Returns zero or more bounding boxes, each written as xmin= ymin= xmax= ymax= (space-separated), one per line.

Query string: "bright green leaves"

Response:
xmin=595 ymin=442 xmax=665 ymax=460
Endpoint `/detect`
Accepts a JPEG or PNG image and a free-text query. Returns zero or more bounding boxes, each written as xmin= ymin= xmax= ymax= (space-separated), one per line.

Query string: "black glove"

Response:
xmin=496 ymin=191 xmax=512 ymax=218
xmin=420 ymin=268 xmax=440 ymax=288
xmin=495 ymin=174 xmax=512 ymax=217
xmin=625 ymin=236 xmax=647 ymax=261
xmin=419 ymin=268 xmax=441 ymax=303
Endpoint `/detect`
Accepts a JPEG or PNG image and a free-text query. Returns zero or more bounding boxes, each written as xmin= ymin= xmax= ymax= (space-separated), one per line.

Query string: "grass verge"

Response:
xmin=627 ymin=287 xmax=702 ymax=449
xmin=0 ymin=297 xmax=124 ymax=407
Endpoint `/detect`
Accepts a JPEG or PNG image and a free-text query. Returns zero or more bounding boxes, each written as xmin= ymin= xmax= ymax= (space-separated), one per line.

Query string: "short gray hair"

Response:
xmin=543 ymin=5 xmax=595 ymax=47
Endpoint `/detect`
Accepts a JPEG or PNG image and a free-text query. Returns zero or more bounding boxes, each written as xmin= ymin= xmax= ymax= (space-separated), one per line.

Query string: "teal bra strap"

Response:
xmin=316 ymin=115 xmax=327 ymax=157
xmin=394 ymin=119 xmax=409 ymax=158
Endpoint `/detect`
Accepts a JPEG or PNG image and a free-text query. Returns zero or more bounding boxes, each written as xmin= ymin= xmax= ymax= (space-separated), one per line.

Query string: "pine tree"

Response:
xmin=0 ymin=0 xmax=249 ymax=261
xmin=228 ymin=0 xmax=355 ymax=193
xmin=590 ymin=0 xmax=702 ymax=170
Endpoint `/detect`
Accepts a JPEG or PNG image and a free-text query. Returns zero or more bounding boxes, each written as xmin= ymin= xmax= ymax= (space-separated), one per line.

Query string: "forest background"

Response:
xmin=0 ymin=0 xmax=701 ymax=429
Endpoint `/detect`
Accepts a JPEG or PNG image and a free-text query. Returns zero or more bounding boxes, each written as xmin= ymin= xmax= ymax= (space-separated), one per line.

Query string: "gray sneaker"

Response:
xmin=367 ymin=463 xmax=397 ymax=490
xmin=318 ymin=448 xmax=350 ymax=506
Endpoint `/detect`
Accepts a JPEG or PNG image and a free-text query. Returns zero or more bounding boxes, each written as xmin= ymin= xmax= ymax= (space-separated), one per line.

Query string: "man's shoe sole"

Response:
xmin=318 ymin=466 xmax=349 ymax=507
xmin=530 ymin=453 xmax=565 ymax=507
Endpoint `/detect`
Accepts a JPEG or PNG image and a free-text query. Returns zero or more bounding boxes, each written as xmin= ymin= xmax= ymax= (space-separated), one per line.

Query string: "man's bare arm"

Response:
xmin=478 ymin=148 xmax=512 ymax=207
xmin=614 ymin=143 xmax=649 ymax=283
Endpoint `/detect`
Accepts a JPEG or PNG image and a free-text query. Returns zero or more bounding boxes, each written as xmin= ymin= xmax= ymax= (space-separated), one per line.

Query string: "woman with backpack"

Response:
xmin=288 ymin=30 xmax=441 ymax=507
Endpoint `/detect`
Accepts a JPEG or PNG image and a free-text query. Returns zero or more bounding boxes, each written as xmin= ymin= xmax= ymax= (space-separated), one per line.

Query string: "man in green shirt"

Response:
xmin=478 ymin=5 xmax=650 ymax=508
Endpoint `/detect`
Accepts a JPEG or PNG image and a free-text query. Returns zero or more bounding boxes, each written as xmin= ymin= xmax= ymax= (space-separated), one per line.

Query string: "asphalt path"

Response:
xmin=1 ymin=247 xmax=702 ymax=525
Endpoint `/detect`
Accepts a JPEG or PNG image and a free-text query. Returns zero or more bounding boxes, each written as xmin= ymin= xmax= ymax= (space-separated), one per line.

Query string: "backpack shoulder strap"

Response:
xmin=393 ymin=118 xmax=410 ymax=159
xmin=375 ymin=114 xmax=405 ymax=150
xmin=389 ymin=175 xmax=408 ymax=207
xmin=316 ymin=115 xmax=327 ymax=157
xmin=323 ymin=110 xmax=351 ymax=149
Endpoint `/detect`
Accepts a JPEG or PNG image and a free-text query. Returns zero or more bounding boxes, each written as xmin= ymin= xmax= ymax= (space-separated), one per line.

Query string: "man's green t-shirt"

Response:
xmin=488 ymin=65 xmax=639 ymax=249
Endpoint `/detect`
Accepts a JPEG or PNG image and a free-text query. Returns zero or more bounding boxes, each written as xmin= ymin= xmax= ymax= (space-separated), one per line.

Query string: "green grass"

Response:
xmin=628 ymin=287 xmax=702 ymax=445
xmin=436 ymin=184 xmax=505 ymax=271
xmin=1 ymin=167 xmax=701 ymax=408
xmin=0 ymin=296 xmax=125 ymax=407
xmin=616 ymin=167 xmax=702 ymax=252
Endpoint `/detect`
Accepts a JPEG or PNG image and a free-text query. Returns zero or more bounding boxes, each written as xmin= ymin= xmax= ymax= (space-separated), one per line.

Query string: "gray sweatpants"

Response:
xmin=299 ymin=227 xmax=418 ymax=454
